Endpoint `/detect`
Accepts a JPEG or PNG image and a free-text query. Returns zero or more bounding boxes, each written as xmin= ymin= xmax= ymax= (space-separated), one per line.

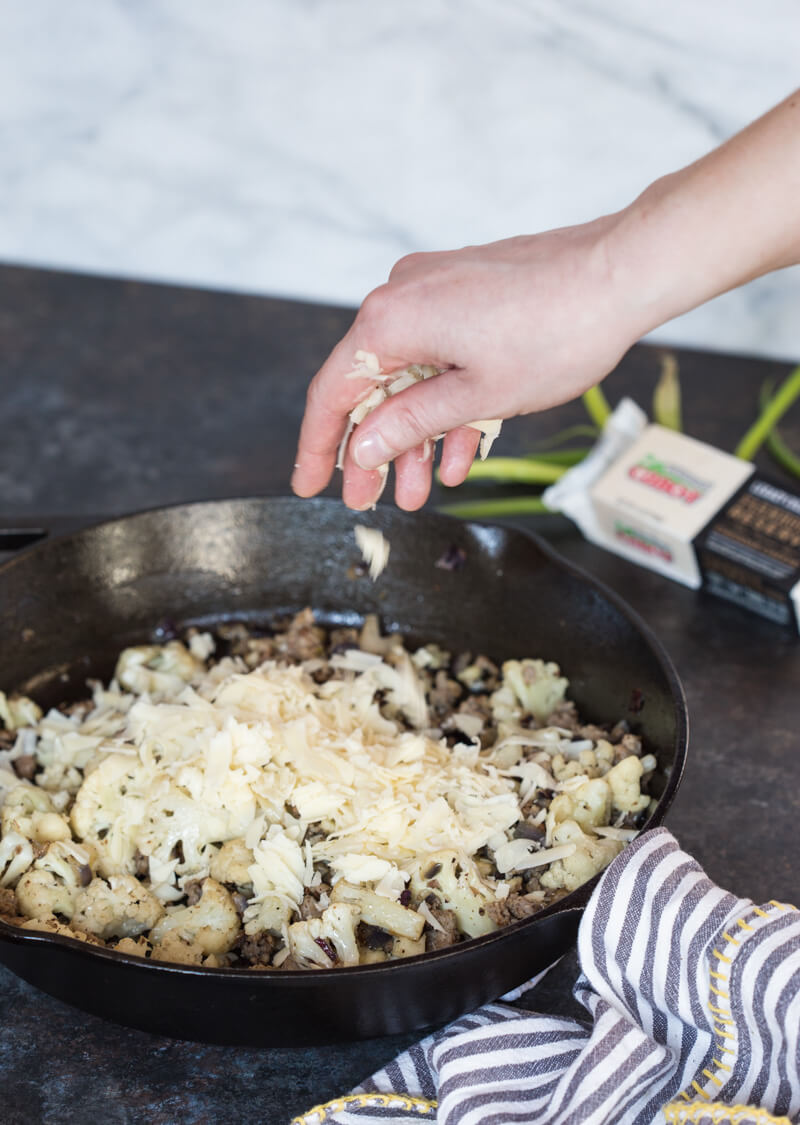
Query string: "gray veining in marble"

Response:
xmin=1 ymin=0 xmax=799 ymax=360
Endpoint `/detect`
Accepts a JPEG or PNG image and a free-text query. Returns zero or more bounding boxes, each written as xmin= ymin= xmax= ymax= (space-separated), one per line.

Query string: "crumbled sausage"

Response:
xmin=234 ymin=931 xmax=278 ymax=967
xmin=133 ymin=849 xmax=150 ymax=879
xmin=616 ymin=733 xmax=643 ymax=759
xmin=12 ymin=755 xmax=37 ymax=780
xmin=280 ymin=608 xmax=326 ymax=662
xmin=299 ymin=892 xmax=325 ymax=920
xmin=59 ymin=700 xmax=93 ymax=720
xmin=357 ymin=922 xmax=393 ymax=952
xmin=230 ymin=890 xmax=249 ymax=917
xmin=457 ymin=694 xmax=492 ymax=722
xmin=327 ymin=627 xmax=360 ymax=651
xmin=428 ymin=670 xmax=462 ymax=717
xmin=578 ymin=723 xmax=610 ymax=742
xmin=514 ymin=820 xmax=546 ymax=843
xmin=183 ymin=879 xmax=204 ymax=907
xmin=545 ymin=700 xmax=579 ymax=731
xmin=486 ymin=892 xmax=564 ymax=926
xmin=423 ymin=904 xmax=460 ymax=951
xmin=241 ymin=637 xmax=278 ymax=668
xmin=0 ymin=886 xmax=18 ymax=918
xmin=216 ymin=622 xmax=251 ymax=647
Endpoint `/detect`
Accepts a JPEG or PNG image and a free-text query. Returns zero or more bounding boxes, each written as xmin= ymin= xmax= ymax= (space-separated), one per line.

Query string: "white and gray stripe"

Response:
xmin=293 ymin=829 xmax=800 ymax=1125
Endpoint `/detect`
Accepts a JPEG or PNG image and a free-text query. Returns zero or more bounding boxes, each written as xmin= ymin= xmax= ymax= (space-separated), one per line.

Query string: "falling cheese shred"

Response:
xmin=354 ymin=524 xmax=390 ymax=581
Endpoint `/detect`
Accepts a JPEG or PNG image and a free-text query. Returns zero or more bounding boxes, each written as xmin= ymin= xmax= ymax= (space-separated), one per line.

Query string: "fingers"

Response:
xmin=291 ymin=279 xmax=437 ymax=498
xmin=350 ymin=368 xmax=491 ymax=471
xmin=290 ymin=331 xmax=374 ymax=498
xmin=438 ymin=427 xmax=482 ymax=487
xmin=392 ymin=444 xmax=435 ymax=511
xmin=341 ymin=460 xmax=389 ymax=512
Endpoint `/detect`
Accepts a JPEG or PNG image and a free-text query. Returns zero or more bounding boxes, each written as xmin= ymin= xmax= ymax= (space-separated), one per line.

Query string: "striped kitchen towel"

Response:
xmin=293 ymin=828 xmax=799 ymax=1125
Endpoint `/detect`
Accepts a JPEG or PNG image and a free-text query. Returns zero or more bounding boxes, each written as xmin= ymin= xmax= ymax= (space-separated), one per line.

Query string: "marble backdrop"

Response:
xmin=1 ymin=0 xmax=799 ymax=359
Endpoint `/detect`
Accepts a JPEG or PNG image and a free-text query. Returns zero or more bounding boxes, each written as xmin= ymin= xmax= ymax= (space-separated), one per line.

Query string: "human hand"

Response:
xmin=291 ymin=214 xmax=649 ymax=511
xmin=292 ymin=90 xmax=800 ymax=512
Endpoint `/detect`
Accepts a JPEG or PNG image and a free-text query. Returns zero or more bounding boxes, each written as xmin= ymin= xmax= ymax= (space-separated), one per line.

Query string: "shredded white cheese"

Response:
xmin=63 ymin=658 xmax=520 ymax=912
xmin=0 ymin=627 xmax=653 ymax=966
xmin=354 ymin=525 xmax=390 ymax=581
xmin=337 ymin=351 xmax=503 ymax=478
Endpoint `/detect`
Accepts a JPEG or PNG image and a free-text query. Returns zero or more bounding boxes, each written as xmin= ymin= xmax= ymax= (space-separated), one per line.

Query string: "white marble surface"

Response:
xmin=1 ymin=1 xmax=799 ymax=359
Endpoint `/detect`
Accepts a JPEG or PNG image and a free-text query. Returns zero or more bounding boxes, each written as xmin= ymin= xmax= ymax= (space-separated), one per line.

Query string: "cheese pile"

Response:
xmin=59 ymin=648 xmax=521 ymax=917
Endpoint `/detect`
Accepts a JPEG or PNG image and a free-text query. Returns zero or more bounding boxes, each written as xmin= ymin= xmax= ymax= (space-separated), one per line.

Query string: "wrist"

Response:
xmin=605 ymin=92 xmax=800 ymax=341
xmin=602 ymin=173 xmax=701 ymax=341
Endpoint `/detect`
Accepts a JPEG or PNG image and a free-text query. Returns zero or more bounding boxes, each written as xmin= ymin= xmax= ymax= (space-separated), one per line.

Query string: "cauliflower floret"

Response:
xmin=16 ymin=867 xmax=79 ymax=921
xmin=2 ymin=784 xmax=70 ymax=843
xmin=606 ymin=755 xmax=650 ymax=815
xmin=150 ymin=929 xmax=207 ymax=965
xmin=546 ymin=777 xmax=611 ymax=838
xmin=242 ymin=895 xmax=292 ymax=937
xmin=112 ymin=935 xmax=152 ymax=958
xmin=72 ymin=875 xmax=164 ymax=940
xmin=491 ymin=659 xmax=568 ymax=725
xmin=287 ymin=902 xmax=361 ymax=968
xmin=37 ymin=839 xmax=94 ymax=884
xmin=209 ymin=838 xmax=254 ymax=888
xmin=595 ymin=739 xmax=615 ymax=769
xmin=14 ymin=838 xmax=95 ymax=920
xmin=0 ymin=831 xmax=34 ymax=887
xmin=0 ymin=692 xmax=42 ymax=731
xmin=149 ymin=878 xmax=240 ymax=955
xmin=114 ymin=641 xmax=202 ymax=696
xmin=409 ymin=850 xmax=497 ymax=939
xmin=539 ymin=819 xmax=624 ymax=892
xmin=69 ymin=754 xmax=143 ymax=876
xmin=21 ymin=916 xmax=100 ymax=943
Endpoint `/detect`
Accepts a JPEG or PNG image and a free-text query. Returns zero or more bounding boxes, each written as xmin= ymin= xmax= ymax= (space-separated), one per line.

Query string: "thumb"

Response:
xmin=350 ymin=369 xmax=491 ymax=470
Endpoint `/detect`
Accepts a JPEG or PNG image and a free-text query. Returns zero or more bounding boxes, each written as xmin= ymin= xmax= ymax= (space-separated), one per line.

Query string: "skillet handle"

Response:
xmin=0 ymin=526 xmax=49 ymax=552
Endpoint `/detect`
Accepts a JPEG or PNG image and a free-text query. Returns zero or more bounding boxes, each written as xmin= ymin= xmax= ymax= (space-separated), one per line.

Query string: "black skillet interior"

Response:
xmin=0 ymin=497 xmax=687 ymax=1044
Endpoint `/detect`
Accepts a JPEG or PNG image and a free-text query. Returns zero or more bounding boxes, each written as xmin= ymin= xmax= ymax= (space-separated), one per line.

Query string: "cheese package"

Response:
xmin=545 ymin=400 xmax=800 ymax=630
xmin=694 ymin=473 xmax=800 ymax=627
xmin=588 ymin=424 xmax=753 ymax=588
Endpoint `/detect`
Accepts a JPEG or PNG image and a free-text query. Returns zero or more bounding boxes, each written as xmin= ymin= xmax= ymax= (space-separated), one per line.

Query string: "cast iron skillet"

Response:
xmin=0 ymin=497 xmax=687 ymax=1045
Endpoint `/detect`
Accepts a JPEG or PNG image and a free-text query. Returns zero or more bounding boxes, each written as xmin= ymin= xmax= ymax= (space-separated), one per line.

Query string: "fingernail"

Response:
xmin=353 ymin=430 xmax=394 ymax=471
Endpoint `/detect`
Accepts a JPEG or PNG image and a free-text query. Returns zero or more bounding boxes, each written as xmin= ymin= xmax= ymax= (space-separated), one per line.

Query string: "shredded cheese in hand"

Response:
xmin=337 ymin=351 xmax=503 ymax=480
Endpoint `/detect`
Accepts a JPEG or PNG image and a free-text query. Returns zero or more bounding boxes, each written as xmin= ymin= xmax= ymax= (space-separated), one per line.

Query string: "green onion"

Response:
xmin=438 ymin=496 xmax=551 ymax=518
xmin=459 ymin=457 xmax=565 ymax=485
xmin=735 ymin=364 xmax=800 ymax=461
xmin=522 ymin=447 xmax=592 ymax=466
xmin=760 ymin=378 xmax=800 ymax=478
xmin=652 ymin=353 xmax=682 ymax=431
xmin=524 ymin=423 xmax=600 ymax=449
xmin=581 ymin=384 xmax=612 ymax=428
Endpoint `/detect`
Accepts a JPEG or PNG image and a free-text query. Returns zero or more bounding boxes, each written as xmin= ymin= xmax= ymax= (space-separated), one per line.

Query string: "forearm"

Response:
xmin=610 ymin=89 xmax=800 ymax=334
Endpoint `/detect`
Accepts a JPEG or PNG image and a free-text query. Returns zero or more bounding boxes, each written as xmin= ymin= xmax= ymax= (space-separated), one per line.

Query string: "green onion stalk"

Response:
xmin=735 ymin=364 xmax=800 ymax=461
xmin=652 ymin=353 xmax=682 ymax=431
xmin=438 ymin=495 xmax=551 ymax=518
xmin=758 ymin=376 xmax=800 ymax=478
